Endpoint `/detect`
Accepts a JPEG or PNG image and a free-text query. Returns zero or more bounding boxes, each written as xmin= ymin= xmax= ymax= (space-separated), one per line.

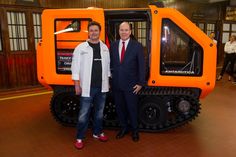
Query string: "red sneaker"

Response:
xmin=93 ymin=133 xmax=108 ymax=142
xmin=74 ymin=139 xmax=84 ymax=149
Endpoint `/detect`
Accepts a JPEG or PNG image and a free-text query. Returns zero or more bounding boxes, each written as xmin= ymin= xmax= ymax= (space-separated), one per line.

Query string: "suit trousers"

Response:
xmin=114 ymin=90 xmax=138 ymax=132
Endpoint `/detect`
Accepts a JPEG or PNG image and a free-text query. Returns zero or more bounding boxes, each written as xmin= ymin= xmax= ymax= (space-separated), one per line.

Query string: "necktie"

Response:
xmin=121 ymin=41 xmax=125 ymax=62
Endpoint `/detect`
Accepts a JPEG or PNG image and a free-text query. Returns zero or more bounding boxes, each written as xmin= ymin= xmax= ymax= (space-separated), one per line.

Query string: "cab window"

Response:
xmin=160 ymin=19 xmax=203 ymax=76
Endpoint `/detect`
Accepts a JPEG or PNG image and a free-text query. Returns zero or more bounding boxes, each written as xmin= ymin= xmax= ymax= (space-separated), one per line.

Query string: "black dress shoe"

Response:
xmin=116 ymin=129 xmax=128 ymax=139
xmin=132 ymin=131 xmax=139 ymax=142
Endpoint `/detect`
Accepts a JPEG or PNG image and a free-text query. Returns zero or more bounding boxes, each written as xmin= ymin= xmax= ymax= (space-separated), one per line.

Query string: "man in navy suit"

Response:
xmin=110 ymin=22 xmax=145 ymax=142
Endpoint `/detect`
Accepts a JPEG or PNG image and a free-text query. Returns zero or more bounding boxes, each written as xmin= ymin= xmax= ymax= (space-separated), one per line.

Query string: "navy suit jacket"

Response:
xmin=110 ymin=39 xmax=145 ymax=91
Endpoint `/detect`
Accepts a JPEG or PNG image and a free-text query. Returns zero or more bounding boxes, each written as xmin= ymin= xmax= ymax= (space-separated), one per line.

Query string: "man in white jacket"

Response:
xmin=71 ymin=21 xmax=111 ymax=149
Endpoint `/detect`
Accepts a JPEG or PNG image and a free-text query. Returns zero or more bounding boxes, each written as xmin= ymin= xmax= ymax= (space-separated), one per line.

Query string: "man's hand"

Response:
xmin=75 ymin=84 xmax=82 ymax=95
xmin=74 ymin=80 xmax=81 ymax=95
xmin=133 ymin=84 xmax=142 ymax=94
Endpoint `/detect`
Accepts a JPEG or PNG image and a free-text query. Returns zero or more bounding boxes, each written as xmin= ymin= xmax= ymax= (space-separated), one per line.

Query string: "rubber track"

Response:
xmin=50 ymin=86 xmax=201 ymax=132
xmin=138 ymin=86 xmax=201 ymax=132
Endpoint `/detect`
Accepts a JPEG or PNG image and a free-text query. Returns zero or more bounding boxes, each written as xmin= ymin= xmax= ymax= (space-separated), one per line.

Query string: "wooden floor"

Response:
xmin=0 ymin=79 xmax=236 ymax=157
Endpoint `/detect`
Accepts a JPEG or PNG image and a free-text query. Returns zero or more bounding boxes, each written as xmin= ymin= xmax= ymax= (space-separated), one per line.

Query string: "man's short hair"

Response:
xmin=119 ymin=22 xmax=132 ymax=30
xmin=87 ymin=21 xmax=101 ymax=31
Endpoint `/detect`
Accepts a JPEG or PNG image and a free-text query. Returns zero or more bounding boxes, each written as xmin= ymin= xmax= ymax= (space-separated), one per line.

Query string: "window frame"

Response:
xmin=222 ymin=22 xmax=236 ymax=44
xmin=136 ymin=21 xmax=147 ymax=47
xmin=7 ymin=11 xmax=29 ymax=52
xmin=0 ymin=23 xmax=2 ymax=52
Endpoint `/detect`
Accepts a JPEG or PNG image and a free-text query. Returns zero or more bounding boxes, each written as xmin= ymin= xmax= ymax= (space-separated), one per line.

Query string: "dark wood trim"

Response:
xmin=0 ymin=8 xmax=8 ymax=55
xmin=0 ymin=4 xmax=44 ymax=9
xmin=26 ymin=11 xmax=35 ymax=51
xmin=0 ymin=7 xmax=10 ymax=88
xmin=0 ymin=7 xmax=4 ymax=53
xmin=1 ymin=6 xmax=43 ymax=12
xmin=0 ymin=7 xmax=9 ymax=88
xmin=16 ymin=0 xmax=40 ymax=7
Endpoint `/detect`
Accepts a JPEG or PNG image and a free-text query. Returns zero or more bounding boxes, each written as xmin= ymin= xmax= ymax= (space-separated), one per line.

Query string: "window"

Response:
xmin=33 ymin=13 xmax=42 ymax=49
xmin=223 ymin=23 xmax=230 ymax=31
xmin=137 ymin=21 xmax=147 ymax=47
xmin=126 ymin=21 xmax=147 ymax=47
xmin=206 ymin=23 xmax=215 ymax=36
xmin=194 ymin=22 xmax=216 ymax=36
xmin=160 ymin=19 xmax=203 ymax=76
xmin=222 ymin=23 xmax=236 ymax=43
xmin=232 ymin=24 xmax=236 ymax=31
xmin=54 ymin=18 xmax=91 ymax=74
xmin=198 ymin=23 xmax=204 ymax=31
xmin=7 ymin=11 xmax=28 ymax=51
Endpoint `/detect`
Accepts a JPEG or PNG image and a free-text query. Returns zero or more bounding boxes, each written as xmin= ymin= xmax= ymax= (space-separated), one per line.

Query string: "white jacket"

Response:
xmin=71 ymin=40 xmax=111 ymax=97
xmin=224 ymin=41 xmax=236 ymax=54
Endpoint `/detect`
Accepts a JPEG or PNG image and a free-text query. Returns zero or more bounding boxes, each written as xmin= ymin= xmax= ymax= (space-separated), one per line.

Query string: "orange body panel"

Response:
xmin=37 ymin=8 xmax=105 ymax=86
xmin=148 ymin=6 xmax=216 ymax=98
xmin=36 ymin=41 xmax=52 ymax=90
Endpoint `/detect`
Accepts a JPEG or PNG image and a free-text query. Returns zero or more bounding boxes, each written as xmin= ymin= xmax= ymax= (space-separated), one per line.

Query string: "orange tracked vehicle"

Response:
xmin=37 ymin=3 xmax=216 ymax=131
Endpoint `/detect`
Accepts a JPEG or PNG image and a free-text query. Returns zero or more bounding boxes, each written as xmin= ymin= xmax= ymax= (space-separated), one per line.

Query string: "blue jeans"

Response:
xmin=76 ymin=87 xmax=106 ymax=139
